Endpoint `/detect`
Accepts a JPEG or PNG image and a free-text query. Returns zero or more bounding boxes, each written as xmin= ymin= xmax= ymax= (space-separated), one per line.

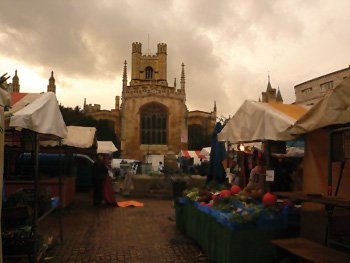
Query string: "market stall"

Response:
xmin=284 ymin=77 xmax=350 ymax=247
xmin=179 ymin=150 xmax=207 ymax=165
xmin=4 ymin=95 xmax=76 ymax=207
xmin=176 ymin=187 xmax=300 ymax=263
xmin=2 ymin=91 xmax=67 ymax=261
xmin=176 ymin=102 xmax=312 ymax=262
xmin=97 ymin=140 xmax=118 ymax=154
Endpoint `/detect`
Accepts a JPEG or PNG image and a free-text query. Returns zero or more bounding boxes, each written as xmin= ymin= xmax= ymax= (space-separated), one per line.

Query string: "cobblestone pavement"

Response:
xmin=40 ymin=194 xmax=210 ymax=263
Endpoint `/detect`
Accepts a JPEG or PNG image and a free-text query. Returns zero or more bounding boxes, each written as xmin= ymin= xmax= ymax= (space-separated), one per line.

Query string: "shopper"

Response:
xmin=92 ymin=153 xmax=108 ymax=206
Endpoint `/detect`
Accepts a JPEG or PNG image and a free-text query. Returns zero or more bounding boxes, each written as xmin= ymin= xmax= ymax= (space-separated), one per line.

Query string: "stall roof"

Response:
xmin=289 ymin=77 xmax=350 ymax=135
xmin=6 ymin=92 xmax=67 ymax=138
xmin=40 ymin=126 xmax=96 ymax=148
xmin=97 ymin=141 xmax=118 ymax=154
xmin=218 ymin=100 xmax=309 ymax=143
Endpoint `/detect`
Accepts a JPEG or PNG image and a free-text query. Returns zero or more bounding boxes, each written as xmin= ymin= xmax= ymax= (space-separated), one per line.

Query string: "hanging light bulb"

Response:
xmin=239 ymin=144 xmax=245 ymax=151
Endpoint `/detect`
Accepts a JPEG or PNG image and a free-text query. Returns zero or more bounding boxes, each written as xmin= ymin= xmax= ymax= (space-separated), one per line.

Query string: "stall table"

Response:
xmin=5 ymin=177 xmax=75 ymax=208
xmin=273 ymin=191 xmax=350 ymax=247
xmin=175 ymin=201 xmax=294 ymax=263
xmin=271 ymin=237 xmax=350 ymax=262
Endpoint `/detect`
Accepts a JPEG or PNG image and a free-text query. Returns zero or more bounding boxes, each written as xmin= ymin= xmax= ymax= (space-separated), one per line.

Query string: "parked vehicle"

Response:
xmin=15 ymin=153 xmax=95 ymax=191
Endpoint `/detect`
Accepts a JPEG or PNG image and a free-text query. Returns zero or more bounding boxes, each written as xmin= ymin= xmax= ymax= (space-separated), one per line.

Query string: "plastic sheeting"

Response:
xmin=40 ymin=126 xmax=96 ymax=149
xmin=7 ymin=92 xmax=67 ymax=138
xmin=289 ymin=77 xmax=350 ymax=135
xmin=218 ymin=100 xmax=308 ymax=143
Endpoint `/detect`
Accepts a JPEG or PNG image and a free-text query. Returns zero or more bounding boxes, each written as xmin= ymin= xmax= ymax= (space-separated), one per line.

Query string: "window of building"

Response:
xmin=301 ymin=87 xmax=312 ymax=94
xmin=320 ymin=81 xmax=333 ymax=92
xmin=145 ymin=66 xmax=153 ymax=79
xmin=140 ymin=104 xmax=167 ymax=145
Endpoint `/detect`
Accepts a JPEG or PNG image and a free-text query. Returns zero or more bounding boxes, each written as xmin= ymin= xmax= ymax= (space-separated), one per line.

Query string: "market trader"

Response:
xmin=242 ymin=157 xmax=266 ymax=198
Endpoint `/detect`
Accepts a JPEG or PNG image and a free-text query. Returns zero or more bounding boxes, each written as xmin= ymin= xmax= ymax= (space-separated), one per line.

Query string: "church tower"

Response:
xmin=47 ymin=71 xmax=56 ymax=93
xmin=120 ymin=42 xmax=187 ymax=160
xmin=130 ymin=42 xmax=168 ymax=86
xmin=12 ymin=70 xmax=20 ymax=93
xmin=261 ymin=74 xmax=283 ymax=103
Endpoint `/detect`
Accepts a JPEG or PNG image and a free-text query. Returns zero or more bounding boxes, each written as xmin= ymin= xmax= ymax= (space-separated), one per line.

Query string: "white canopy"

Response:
xmin=218 ymin=100 xmax=309 ymax=143
xmin=7 ymin=92 xmax=67 ymax=138
xmin=97 ymin=141 xmax=118 ymax=154
xmin=289 ymin=77 xmax=350 ymax=135
xmin=40 ymin=126 xmax=97 ymax=148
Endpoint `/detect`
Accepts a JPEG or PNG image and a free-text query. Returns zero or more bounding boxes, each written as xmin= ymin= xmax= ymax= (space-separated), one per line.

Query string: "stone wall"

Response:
xmin=120 ymin=94 xmax=187 ymax=161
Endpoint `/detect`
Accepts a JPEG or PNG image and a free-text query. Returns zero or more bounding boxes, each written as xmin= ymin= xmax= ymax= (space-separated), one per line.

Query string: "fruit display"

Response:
xmin=181 ymin=186 xmax=297 ymax=228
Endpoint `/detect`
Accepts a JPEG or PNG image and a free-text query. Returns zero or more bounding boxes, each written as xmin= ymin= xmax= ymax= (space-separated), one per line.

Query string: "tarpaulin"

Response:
xmin=218 ymin=100 xmax=309 ymax=143
xmin=6 ymin=92 xmax=67 ymax=138
xmin=289 ymin=77 xmax=350 ymax=135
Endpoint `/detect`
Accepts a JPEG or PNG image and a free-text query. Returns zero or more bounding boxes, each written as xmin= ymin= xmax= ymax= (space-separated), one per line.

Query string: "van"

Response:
xmin=14 ymin=153 xmax=95 ymax=191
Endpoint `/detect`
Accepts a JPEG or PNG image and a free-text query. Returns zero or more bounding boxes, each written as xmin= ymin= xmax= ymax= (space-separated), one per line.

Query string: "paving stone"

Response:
xmin=39 ymin=193 xmax=210 ymax=263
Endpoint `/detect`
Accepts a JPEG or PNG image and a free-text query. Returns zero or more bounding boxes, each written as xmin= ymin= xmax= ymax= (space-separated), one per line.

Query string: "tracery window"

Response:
xmin=145 ymin=66 xmax=153 ymax=79
xmin=140 ymin=104 xmax=167 ymax=144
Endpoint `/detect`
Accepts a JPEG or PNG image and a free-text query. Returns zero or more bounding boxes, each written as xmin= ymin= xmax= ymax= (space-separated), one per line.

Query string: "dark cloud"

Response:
xmin=1 ymin=0 xmax=350 ymax=116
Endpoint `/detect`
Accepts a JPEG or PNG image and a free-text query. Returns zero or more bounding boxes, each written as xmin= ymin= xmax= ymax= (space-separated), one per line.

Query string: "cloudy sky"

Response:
xmin=1 ymin=0 xmax=350 ymax=117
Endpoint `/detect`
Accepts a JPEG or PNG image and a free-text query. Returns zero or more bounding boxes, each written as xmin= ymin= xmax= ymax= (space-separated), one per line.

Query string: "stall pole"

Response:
xmin=58 ymin=140 xmax=63 ymax=244
xmin=327 ymin=131 xmax=333 ymax=196
xmin=32 ymin=132 xmax=39 ymax=261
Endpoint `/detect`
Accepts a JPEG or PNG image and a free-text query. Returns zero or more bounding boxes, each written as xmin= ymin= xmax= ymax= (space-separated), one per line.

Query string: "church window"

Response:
xmin=145 ymin=66 xmax=153 ymax=79
xmin=140 ymin=104 xmax=167 ymax=145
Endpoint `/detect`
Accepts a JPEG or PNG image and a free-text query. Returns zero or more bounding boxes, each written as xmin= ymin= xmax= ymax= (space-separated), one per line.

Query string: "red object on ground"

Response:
xmin=103 ymin=176 xmax=117 ymax=206
xmin=219 ymin=189 xmax=231 ymax=197
xmin=117 ymin=201 xmax=144 ymax=207
xmin=262 ymin=192 xmax=277 ymax=206
xmin=230 ymin=185 xmax=241 ymax=195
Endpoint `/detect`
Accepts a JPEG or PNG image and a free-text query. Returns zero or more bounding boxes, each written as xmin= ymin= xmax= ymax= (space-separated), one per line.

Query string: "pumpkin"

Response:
xmin=219 ymin=189 xmax=232 ymax=197
xmin=262 ymin=192 xmax=277 ymax=206
xmin=230 ymin=185 xmax=241 ymax=195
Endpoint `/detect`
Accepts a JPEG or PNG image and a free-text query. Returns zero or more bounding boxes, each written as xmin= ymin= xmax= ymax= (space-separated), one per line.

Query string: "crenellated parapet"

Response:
xmin=157 ymin=43 xmax=167 ymax=54
xmin=132 ymin=42 xmax=142 ymax=53
xmin=122 ymin=84 xmax=185 ymax=101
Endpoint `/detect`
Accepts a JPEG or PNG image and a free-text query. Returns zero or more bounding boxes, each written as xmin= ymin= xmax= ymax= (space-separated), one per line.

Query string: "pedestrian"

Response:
xmin=92 ymin=153 xmax=108 ymax=206
xmin=158 ymin=161 xmax=164 ymax=173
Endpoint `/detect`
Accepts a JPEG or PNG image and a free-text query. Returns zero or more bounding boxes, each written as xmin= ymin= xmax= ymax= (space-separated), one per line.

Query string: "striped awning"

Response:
xmin=179 ymin=150 xmax=207 ymax=160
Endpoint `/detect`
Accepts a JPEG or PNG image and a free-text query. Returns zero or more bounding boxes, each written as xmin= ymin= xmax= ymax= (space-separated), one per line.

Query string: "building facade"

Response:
xmin=187 ymin=106 xmax=216 ymax=150
xmin=84 ymin=96 xmax=121 ymax=138
xmin=120 ymin=42 xmax=188 ymax=160
xmin=294 ymin=66 xmax=350 ymax=106
xmin=4 ymin=70 xmax=56 ymax=94
xmin=84 ymin=42 xmax=216 ymax=161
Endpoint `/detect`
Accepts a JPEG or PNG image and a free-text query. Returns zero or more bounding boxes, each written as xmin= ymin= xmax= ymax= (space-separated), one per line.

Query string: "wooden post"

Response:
xmin=32 ymin=132 xmax=39 ymax=261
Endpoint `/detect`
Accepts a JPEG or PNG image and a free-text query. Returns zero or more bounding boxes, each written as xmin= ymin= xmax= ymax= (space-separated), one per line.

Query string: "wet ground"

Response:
xmin=40 ymin=193 xmax=210 ymax=263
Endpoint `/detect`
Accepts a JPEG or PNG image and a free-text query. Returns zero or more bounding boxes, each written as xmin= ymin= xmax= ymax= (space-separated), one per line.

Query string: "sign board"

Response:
xmin=266 ymin=170 xmax=275 ymax=182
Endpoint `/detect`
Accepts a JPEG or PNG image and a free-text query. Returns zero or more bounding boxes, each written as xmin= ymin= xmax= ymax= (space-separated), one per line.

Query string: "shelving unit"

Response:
xmin=3 ymin=130 xmax=64 ymax=262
